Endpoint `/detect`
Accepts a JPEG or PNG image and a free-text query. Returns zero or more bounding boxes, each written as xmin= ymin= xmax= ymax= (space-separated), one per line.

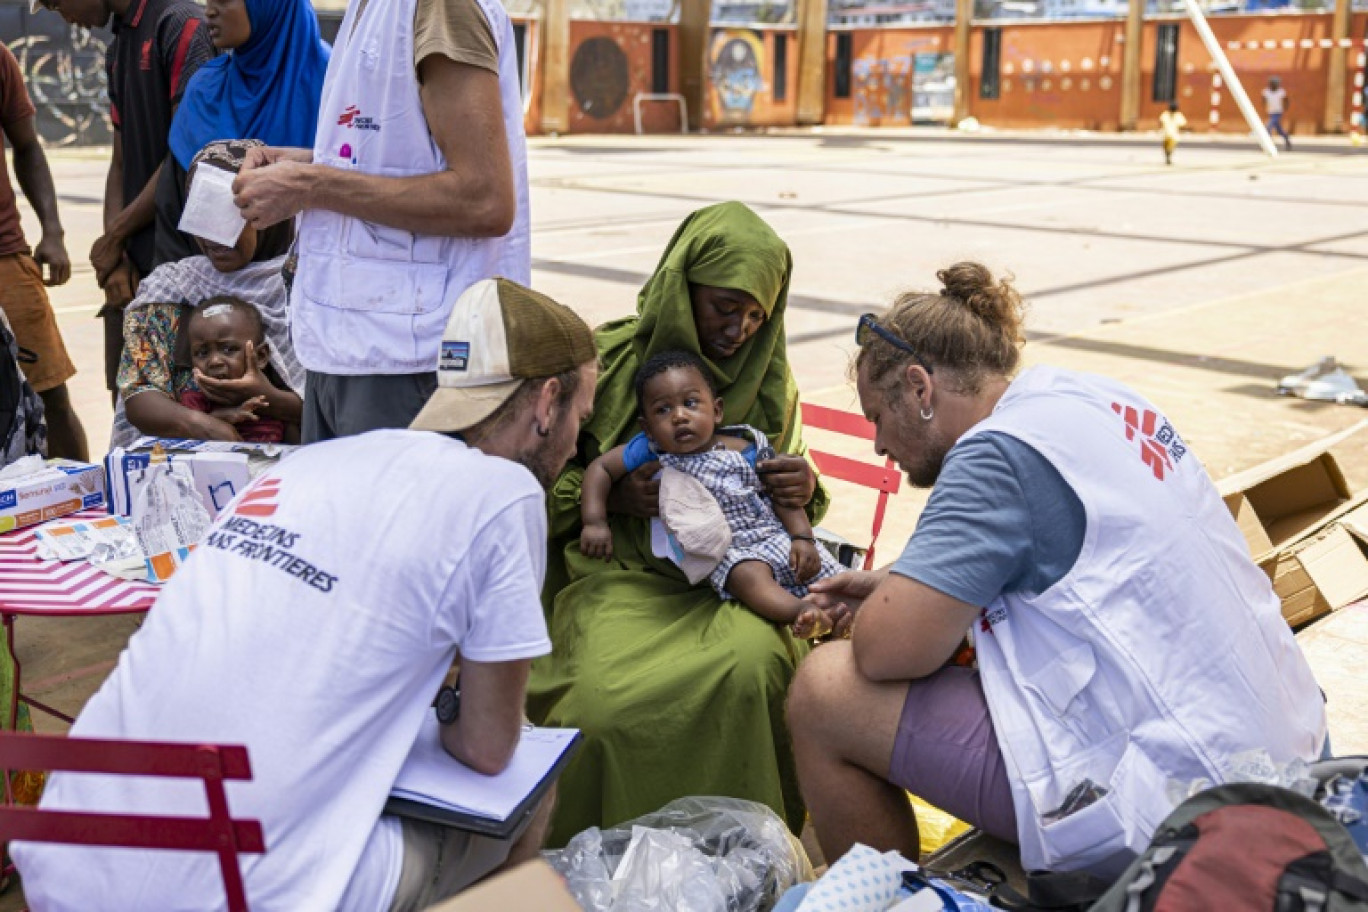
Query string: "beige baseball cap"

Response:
xmin=411 ymin=278 xmax=596 ymax=434
xmin=659 ymin=467 xmax=732 ymax=585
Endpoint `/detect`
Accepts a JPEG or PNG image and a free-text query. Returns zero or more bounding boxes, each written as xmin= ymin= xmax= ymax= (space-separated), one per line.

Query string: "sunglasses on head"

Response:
xmin=855 ymin=313 xmax=933 ymax=374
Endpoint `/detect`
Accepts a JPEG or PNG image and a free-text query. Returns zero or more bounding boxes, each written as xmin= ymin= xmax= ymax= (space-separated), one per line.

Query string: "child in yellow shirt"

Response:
xmin=1160 ymin=102 xmax=1188 ymax=165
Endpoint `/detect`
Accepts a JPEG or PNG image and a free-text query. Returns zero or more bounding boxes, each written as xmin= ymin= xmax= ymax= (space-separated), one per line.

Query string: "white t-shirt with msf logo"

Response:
xmin=12 ymin=430 xmax=553 ymax=911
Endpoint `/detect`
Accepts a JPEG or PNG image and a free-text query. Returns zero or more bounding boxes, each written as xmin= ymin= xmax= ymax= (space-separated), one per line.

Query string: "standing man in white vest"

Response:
xmin=788 ymin=262 xmax=1326 ymax=878
xmin=231 ymin=0 xmax=530 ymax=442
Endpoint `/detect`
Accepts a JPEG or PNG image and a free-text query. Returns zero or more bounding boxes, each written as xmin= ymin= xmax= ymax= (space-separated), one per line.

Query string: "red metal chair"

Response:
xmin=0 ymin=731 xmax=265 ymax=912
xmin=801 ymin=402 xmax=903 ymax=570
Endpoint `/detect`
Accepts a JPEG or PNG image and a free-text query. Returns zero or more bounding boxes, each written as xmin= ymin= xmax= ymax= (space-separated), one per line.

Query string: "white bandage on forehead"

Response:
xmin=199 ymin=303 xmax=236 ymax=320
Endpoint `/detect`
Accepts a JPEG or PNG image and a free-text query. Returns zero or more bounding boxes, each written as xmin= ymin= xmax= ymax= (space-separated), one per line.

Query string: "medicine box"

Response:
xmin=105 ymin=437 xmax=295 ymax=519
xmin=0 ymin=459 xmax=105 ymax=532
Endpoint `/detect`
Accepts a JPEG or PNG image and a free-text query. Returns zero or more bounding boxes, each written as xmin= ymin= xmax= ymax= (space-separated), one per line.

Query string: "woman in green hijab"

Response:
xmin=529 ymin=202 xmax=830 ymax=846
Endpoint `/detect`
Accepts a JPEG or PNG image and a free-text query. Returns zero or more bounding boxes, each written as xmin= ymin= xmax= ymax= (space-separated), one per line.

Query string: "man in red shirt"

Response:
xmin=0 ymin=42 xmax=87 ymax=460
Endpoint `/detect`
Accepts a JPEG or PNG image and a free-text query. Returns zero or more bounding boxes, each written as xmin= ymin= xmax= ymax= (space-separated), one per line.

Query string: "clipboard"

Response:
xmin=384 ymin=725 xmax=582 ymax=840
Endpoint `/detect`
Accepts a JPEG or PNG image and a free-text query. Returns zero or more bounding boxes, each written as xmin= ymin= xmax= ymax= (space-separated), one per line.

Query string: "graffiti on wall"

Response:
xmin=911 ymin=53 xmax=954 ymax=123
xmin=570 ymin=35 xmax=630 ymax=120
xmin=852 ymin=57 xmax=910 ymax=126
xmin=708 ymin=28 xmax=764 ymax=124
xmin=5 ymin=26 xmax=112 ymax=147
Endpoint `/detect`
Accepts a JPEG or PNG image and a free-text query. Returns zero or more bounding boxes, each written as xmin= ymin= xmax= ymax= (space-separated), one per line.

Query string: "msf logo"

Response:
xmin=336 ymin=105 xmax=380 ymax=132
xmin=234 ymin=478 xmax=282 ymax=518
xmin=1112 ymin=402 xmax=1187 ymax=482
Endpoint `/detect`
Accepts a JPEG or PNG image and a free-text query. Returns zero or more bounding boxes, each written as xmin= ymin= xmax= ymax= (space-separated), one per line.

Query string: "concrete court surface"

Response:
xmin=5 ymin=126 xmax=1368 ymax=897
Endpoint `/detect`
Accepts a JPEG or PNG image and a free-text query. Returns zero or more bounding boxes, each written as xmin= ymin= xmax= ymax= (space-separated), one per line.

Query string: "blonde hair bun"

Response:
xmin=936 ymin=262 xmax=1025 ymax=348
xmin=856 ymin=260 xmax=1028 ymax=395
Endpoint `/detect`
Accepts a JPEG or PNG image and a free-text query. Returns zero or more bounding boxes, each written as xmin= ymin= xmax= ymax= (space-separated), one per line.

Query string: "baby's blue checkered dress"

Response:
xmin=656 ymin=425 xmax=844 ymax=600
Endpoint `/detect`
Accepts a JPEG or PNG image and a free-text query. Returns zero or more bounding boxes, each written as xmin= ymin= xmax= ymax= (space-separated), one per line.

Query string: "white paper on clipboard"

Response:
xmin=178 ymin=164 xmax=246 ymax=247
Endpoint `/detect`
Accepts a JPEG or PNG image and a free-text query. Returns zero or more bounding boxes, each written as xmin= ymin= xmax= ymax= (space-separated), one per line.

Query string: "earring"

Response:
xmin=920 ymin=406 xmax=934 ymax=421
xmin=535 ymin=422 xmax=551 ymax=438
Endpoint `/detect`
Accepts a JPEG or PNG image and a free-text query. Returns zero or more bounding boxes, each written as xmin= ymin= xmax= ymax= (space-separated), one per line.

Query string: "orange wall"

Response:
xmin=824 ymin=12 xmax=1366 ymax=133
xmin=702 ymin=27 xmax=800 ymax=128
xmin=564 ymin=21 xmax=682 ymax=134
xmin=530 ymin=12 xmax=1368 ymax=135
xmin=969 ymin=20 xmax=1127 ymax=130
xmin=1135 ymin=12 xmax=1366 ymax=135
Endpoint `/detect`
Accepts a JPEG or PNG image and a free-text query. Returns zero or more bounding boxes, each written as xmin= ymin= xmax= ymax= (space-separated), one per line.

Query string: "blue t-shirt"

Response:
xmin=621 ymin=431 xmax=758 ymax=472
xmin=891 ymin=431 xmax=1086 ymax=606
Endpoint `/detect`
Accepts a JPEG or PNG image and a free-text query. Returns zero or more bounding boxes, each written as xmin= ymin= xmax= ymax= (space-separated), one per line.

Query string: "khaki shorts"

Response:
xmin=0 ymin=253 xmax=76 ymax=393
xmin=386 ymin=816 xmax=525 ymax=912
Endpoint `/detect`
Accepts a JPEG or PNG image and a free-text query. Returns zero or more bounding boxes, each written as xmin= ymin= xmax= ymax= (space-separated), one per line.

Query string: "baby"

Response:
xmin=581 ymin=350 xmax=844 ymax=638
xmin=179 ymin=296 xmax=300 ymax=444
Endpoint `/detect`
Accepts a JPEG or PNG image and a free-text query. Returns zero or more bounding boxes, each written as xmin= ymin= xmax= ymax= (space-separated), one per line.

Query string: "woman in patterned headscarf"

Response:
xmin=113 ymin=139 xmax=303 ymax=448
xmin=529 ymin=202 xmax=830 ymax=846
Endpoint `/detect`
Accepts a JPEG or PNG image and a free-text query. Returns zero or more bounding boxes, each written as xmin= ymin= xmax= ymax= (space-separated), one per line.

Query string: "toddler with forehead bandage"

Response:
xmin=178 ymin=296 xmax=301 ymax=444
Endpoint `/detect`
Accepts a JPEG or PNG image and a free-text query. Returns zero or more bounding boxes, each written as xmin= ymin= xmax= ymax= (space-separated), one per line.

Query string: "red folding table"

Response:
xmin=0 ymin=510 xmax=158 ymax=732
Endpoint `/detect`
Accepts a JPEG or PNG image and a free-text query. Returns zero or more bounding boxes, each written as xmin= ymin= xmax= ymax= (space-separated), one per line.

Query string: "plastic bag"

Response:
xmin=1319 ymin=767 xmax=1368 ymax=859
xmin=909 ymin=794 xmax=970 ymax=857
xmin=1166 ymin=748 xmax=1318 ymax=807
xmin=544 ymin=796 xmax=815 ymax=912
xmin=132 ymin=459 xmax=210 ymax=583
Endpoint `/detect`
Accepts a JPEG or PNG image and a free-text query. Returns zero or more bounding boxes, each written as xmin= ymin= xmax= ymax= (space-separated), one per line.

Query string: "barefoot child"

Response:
xmin=180 ymin=296 xmax=301 ymax=443
xmin=581 ymin=350 xmax=844 ymax=637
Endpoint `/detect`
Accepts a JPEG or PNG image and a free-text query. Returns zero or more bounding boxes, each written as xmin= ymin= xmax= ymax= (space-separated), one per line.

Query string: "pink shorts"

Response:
xmin=888 ymin=664 xmax=1019 ymax=844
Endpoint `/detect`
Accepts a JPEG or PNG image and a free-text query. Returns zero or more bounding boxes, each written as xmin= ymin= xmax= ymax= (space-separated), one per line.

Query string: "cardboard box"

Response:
xmin=1222 ymin=491 xmax=1274 ymax=557
xmin=1218 ymin=423 xmax=1368 ymax=560
xmin=427 ymin=861 xmax=580 ymax=911
xmin=105 ymin=437 xmax=295 ymax=519
xmin=1260 ymin=524 xmax=1368 ymax=627
xmin=0 ymin=459 xmax=105 ymax=532
xmin=1219 ymin=424 xmax=1368 ymax=627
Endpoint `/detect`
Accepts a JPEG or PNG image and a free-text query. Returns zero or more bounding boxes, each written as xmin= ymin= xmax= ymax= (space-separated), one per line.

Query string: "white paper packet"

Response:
xmin=178 ymin=163 xmax=246 ymax=247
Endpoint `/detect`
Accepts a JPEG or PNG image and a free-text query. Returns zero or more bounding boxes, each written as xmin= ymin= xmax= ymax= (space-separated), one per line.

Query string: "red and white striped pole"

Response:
xmin=1351 ymin=44 xmax=1366 ymax=146
xmin=1210 ymin=70 xmax=1222 ymax=130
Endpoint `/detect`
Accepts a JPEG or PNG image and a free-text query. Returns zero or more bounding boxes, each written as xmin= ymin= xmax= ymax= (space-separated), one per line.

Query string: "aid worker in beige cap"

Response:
xmin=13 ymin=277 xmax=598 ymax=911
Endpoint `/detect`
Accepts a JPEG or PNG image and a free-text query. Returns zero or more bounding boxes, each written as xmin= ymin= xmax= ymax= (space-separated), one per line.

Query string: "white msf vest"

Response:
xmin=291 ymin=0 xmax=531 ymax=374
xmin=967 ymin=366 xmax=1325 ymax=876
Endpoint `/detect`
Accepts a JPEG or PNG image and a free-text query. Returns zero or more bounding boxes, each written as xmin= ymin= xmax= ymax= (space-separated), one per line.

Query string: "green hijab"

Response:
xmin=581 ymin=201 xmax=795 ymax=458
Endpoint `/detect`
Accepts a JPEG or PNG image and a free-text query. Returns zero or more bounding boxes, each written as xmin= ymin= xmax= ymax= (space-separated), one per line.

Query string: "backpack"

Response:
xmin=1086 ymin=782 xmax=1368 ymax=912
xmin=0 ymin=311 xmax=47 ymax=466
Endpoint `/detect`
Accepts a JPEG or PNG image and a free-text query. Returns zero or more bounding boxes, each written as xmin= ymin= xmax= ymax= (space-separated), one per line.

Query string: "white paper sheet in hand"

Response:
xmin=390 ymin=715 xmax=578 ymax=822
xmin=796 ymin=843 xmax=918 ymax=912
xmin=177 ymin=164 xmax=246 ymax=247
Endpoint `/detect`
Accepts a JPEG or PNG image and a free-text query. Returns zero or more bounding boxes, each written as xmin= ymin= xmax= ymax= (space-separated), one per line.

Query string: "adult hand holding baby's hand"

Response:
xmin=792 ymin=601 xmax=854 ymax=640
xmin=791 ymin=606 xmax=832 ymax=641
xmin=789 ymin=538 xmax=821 ymax=582
xmin=805 ymin=569 xmax=886 ymax=627
xmin=195 ymin=341 xmax=276 ymax=406
xmin=580 ymin=522 xmax=614 ymax=561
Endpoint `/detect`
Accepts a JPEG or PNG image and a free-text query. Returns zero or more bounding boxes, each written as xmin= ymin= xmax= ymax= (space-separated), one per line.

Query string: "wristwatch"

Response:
xmin=435 ymin=685 xmax=461 ymax=724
